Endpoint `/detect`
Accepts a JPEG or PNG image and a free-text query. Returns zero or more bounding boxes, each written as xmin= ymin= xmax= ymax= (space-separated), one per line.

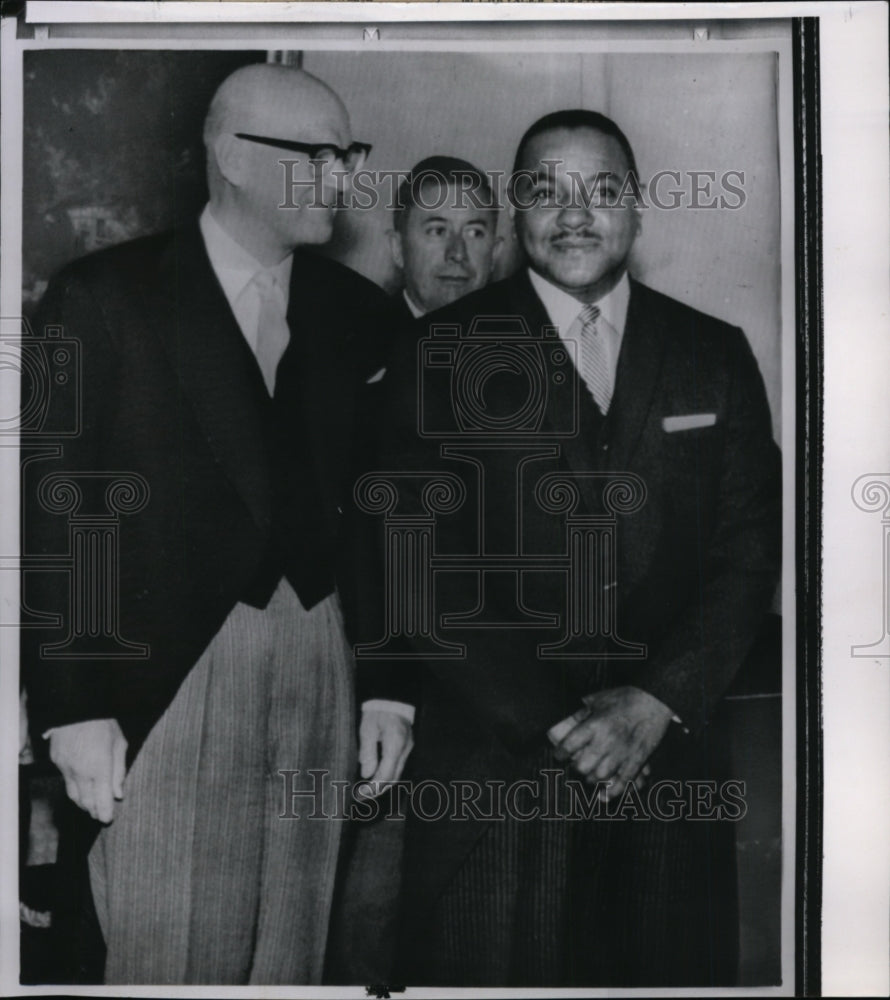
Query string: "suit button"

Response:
xmin=602 ymin=442 xmax=609 ymax=451
xmin=336 ymin=505 xmax=343 ymax=515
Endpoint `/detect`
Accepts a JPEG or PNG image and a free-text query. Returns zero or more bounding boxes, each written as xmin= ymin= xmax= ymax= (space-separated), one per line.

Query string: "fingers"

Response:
xmin=554 ymin=714 xmax=607 ymax=763
xmin=392 ymin=730 xmax=414 ymax=783
xmin=554 ymin=715 xmax=655 ymax=798
xmin=615 ymin=743 xmax=648 ymax=783
xmin=51 ymin=749 xmax=97 ymax=818
xmin=556 ymin=691 xmax=670 ymax=789
xmin=111 ymin=736 xmax=127 ymax=800
xmin=94 ymin=775 xmax=115 ymax=824
xmin=587 ymin=757 xmax=655 ymax=802
xmin=600 ymin=777 xmax=626 ymax=801
xmin=49 ymin=719 xmax=126 ymax=823
xmin=61 ymin=774 xmax=83 ymax=812
xmin=371 ymin=725 xmax=402 ymax=785
xmin=547 ymin=710 xmax=584 ymax=746
xmin=358 ymin=712 xmax=414 ymax=791
xmin=569 ymin=748 xmax=604 ymax=782
xmin=357 ymin=713 xmax=380 ymax=780
xmin=60 ymin=767 xmax=111 ymax=821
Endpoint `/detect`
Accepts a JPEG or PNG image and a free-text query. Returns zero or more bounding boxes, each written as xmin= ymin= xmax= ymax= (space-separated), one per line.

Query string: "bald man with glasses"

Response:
xmin=24 ymin=64 xmax=407 ymax=984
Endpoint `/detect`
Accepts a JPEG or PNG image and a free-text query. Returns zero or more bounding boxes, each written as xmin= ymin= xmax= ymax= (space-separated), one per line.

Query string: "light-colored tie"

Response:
xmin=577 ymin=303 xmax=612 ymax=415
xmin=252 ymin=269 xmax=290 ymax=395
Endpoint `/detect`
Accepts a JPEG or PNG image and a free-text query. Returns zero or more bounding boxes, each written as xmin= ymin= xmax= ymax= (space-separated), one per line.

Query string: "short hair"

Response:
xmin=512 ymin=109 xmax=638 ymax=178
xmin=393 ymin=156 xmax=497 ymax=232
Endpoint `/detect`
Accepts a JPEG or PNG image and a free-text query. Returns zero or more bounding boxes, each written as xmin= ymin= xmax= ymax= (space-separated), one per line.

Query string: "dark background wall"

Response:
xmin=22 ymin=50 xmax=264 ymax=311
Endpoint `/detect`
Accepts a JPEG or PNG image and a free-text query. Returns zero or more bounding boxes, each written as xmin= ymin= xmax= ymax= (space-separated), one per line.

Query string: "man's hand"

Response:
xmin=548 ymin=687 xmax=673 ymax=801
xmin=49 ymin=718 xmax=127 ymax=823
xmin=358 ymin=709 xmax=413 ymax=796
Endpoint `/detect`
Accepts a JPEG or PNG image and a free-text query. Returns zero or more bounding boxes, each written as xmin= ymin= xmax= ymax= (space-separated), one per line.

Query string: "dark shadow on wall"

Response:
xmin=22 ymin=50 xmax=265 ymax=315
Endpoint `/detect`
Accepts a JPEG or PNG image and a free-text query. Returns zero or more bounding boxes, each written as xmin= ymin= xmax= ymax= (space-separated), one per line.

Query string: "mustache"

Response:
xmin=550 ymin=230 xmax=601 ymax=244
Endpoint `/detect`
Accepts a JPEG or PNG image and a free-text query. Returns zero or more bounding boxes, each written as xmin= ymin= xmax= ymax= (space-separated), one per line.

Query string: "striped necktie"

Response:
xmin=577 ymin=302 xmax=612 ymax=415
xmin=252 ymin=269 xmax=290 ymax=395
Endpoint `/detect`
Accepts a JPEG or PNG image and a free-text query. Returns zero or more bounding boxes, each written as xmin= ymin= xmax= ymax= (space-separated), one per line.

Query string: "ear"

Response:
xmin=508 ymin=201 xmax=523 ymax=245
xmin=213 ymin=133 xmax=248 ymax=187
xmin=388 ymin=229 xmax=404 ymax=271
xmin=490 ymin=235 xmax=505 ymax=273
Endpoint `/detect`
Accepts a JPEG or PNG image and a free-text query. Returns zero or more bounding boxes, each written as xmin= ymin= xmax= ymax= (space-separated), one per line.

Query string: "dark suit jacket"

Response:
xmin=361 ymin=268 xmax=781 ymax=938
xmin=22 ymin=224 xmax=395 ymax=762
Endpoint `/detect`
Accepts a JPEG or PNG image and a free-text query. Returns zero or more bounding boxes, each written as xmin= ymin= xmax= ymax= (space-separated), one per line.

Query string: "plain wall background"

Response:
xmin=305 ymin=50 xmax=781 ymax=437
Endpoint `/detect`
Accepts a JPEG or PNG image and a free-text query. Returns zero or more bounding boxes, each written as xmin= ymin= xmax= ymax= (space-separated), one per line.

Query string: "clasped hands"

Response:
xmin=547 ymin=686 xmax=674 ymax=801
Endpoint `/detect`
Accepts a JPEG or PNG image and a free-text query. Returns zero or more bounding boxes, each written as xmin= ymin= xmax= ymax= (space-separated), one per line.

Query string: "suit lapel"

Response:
xmin=503 ymin=270 xmax=603 ymax=517
xmin=606 ymin=278 xmax=667 ymax=471
xmin=503 ymin=268 xmax=589 ymax=448
xmin=153 ymin=225 xmax=273 ymax=532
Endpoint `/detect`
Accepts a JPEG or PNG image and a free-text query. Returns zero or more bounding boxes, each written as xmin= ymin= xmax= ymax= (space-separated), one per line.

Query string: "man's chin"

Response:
xmin=288 ymin=215 xmax=335 ymax=247
xmin=539 ymin=259 xmax=610 ymax=294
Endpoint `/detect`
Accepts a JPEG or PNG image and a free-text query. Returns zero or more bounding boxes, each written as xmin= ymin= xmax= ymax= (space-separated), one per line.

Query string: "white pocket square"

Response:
xmin=662 ymin=413 xmax=717 ymax=432
xmin=365 ymin=367 xmax=386 ymax=385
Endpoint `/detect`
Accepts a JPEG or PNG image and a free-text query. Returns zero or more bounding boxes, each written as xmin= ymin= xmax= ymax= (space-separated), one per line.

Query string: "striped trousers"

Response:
xmin=89 ymin=580 xmax=355 ymax=984
xmin=402 ymin=743 xmax=738 ymax=987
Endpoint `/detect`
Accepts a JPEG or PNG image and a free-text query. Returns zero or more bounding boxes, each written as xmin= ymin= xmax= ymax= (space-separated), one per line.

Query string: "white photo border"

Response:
xmin=0 ymin=3 xmax=887 ymax=998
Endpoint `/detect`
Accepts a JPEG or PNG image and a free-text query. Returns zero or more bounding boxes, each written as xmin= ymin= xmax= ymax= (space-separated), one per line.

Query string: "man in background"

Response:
xmin=327 ymin=153 xmax=502 ymax=984
xmin=24 ymin=64 xmax=408 ymax=984
xmin=389 ymin=155 xmax=503 ymax=319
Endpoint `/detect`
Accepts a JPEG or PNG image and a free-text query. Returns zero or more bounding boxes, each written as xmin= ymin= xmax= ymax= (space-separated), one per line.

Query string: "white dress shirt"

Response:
xmin=527 ymin=267 xmax=630 ymax=401
xmin=199 ymin=205 xmax=293 ymax=351
xmin=402 ymin=290 xmax=425 ymax=320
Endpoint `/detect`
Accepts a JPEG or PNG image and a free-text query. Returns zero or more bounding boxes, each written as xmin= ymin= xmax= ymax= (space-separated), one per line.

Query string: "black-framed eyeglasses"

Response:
xmin=235 ymin=133 xmax=372 ymax=173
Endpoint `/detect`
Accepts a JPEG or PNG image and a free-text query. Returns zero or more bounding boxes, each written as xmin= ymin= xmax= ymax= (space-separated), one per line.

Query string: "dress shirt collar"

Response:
xmin=403 ymin=290 xmax=426 ymax=319
xmin=527 ymin=267 xmax=631 ymax=340
xmin=199 ymin=204 xmax=293 ymax=313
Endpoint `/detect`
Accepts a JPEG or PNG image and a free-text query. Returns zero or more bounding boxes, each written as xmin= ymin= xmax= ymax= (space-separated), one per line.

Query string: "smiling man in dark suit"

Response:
xmin=23 ymin=64 xmax=408 ymax=984
xmin=364 ymin=109 xmax=781 ymax=986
